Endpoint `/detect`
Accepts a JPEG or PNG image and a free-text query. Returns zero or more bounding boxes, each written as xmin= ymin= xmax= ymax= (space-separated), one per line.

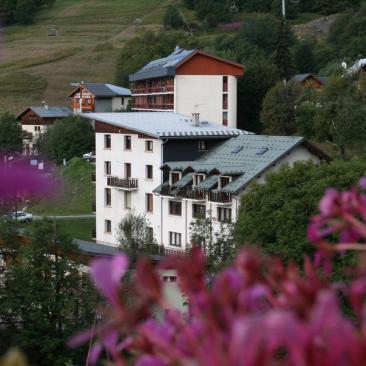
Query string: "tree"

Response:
xmin=234 ymin=159 xmax=366 ymax=263
xmin=237 ymin=55 xmax=279 ymax=133
xmin=260 ymin=80 xmax=302 ymax=135
xmin=273 ymin=19 xmax=295 ymax=80
xmin=39 ymin=116 xmax=94 ymax=164
xmin=0 ymin=220 xmax=96 ymax=365
xmin=14 ymin=0 xmax=37 ymax=24
xmin=0 ymin=113 xmax=23 ymax=154
xmin=189 ymin=213 xmax=235 ymax=271
xmin=294 ymin=41 xmax=316 ymax=74
xmin=163 ymin=5 xmax=185 ymax=29
xmin=117 ymin=211 xmax=157 ymax=260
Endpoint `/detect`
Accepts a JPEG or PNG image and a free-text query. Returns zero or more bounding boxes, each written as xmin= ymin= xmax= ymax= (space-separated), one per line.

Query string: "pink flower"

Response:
xmin=89 ymin=254 xmax=128 ymax=310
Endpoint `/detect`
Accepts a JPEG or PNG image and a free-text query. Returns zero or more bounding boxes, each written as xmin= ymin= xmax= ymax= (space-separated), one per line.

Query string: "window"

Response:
xmin=105 ymin=188 xmax=111 ymax=206
xmin=124 ymin=163 xmax=131 ymax=179
xmin=146 ymin=193 xmax=153 ymax=212
xmin=147 ymin=227 xmax=154 ymax=243
xmin=223 ymin=112 xmax=228 ymax=126
xmin=223 ymin=94 xmax=228 ymax=110
xmin=163 ymin=275 xmax=177 ymax=282
xmin=193 ymin=204 xmax=206 ymax=219
xmin=194 ymin=174 xmax=205 ymax=186
xmin=218 ymin=207 xmax=231 ymax=223
xmin=104 ymin=161 xmax=111 ymax=175
xmin=124 ymin=135 xmax=131 ymax=150
xmin=104 ymin=134 xmax=111 ymax=149
xmin=146 ymin=165 xmax=153 ymax=179
xmin=124 ymin=191 xmax=131 ymax=209
xmin=170 ymin=172 xmax=181 ymax=185
xmin=34 ymin=126 xmax=41 ymax=132
xmin=169 ymin=200 xmax=182 ymax=216
xmin=145 ymin=140 xmax=153 ymax=152
xmin=169 ymin=232 xmax=182 ymax=247
xmin=105 ymin=219 xmax=112 ymax=233
xmin=223 ymin=76 xmax=228 ymax=92
xmin=198 ymin=140 xmax=207 ymax=151
xmin=220 ymin=176 xmax=231 ymax=189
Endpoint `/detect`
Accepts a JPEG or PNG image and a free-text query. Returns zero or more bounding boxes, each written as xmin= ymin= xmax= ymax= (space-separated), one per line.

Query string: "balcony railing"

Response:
xmin=133 ymin=103 xmax=174 ymax=110
xmin=177 ymin=188 xmax=206 ymax=201
xmin=132 ymin=85 xmax=174 ymax=94
xmin=208 ymin=191 xmax=232 ymax=204
xmin=107 ymin=176 xmax=138 ymax=190
xmin=144 ymin=244 xmax=186 ymax=257
xmin=159 ymin=184 xmax=177 ymax=197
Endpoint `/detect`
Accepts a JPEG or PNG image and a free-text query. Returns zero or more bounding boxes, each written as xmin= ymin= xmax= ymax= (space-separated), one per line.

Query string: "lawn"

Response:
xmin=30 ymin=158 xmax=95 ymax=216
xmin=56 ymin=218 xmax=95 ymax=241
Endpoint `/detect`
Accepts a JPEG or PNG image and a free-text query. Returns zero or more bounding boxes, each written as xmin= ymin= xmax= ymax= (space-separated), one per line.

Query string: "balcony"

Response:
xmin=159 ymin=184 xmax=180 ymax=198
xmin=177 ymin=188 xmax=206 ymax=201
xmin=208 ymin=191 xmax=232 ymax=205
xmin=132 ymin=85 xmax=174 ymax=94
xmin=107 ymin=176 xmax=138 ymax=191
xmin=132 ymin=103 xmax=174 ymax=111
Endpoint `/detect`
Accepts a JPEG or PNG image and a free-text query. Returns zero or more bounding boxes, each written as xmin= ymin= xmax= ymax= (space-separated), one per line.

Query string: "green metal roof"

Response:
xmin=173 ymin=173 xmax=193 ymax=188
xmin=195 ymin=175 xmax=218 ymax=190
xmin=163 ymin=135 xmax=325 ymax=194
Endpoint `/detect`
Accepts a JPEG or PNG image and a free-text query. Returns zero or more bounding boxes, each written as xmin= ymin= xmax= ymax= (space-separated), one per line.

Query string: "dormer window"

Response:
xmin=194 ymin=174 xmax=205 ymax=187
xmin=219 ymin=176 xmax=231 ymax=189
xmin=170 ymin=171 xmax=181 ymax=185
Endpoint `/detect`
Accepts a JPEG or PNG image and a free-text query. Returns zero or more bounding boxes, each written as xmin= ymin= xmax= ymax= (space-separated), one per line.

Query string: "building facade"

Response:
xmin=68 ymin=83 xmax=131 ymax=113
xmin=85 ymin=112 xmax=246 ymax=247
xmin=17 ymin=105 xmax=72 ymax=155
xmin=129 ymin=48 xmax=244 ymax=128
xmin=154 ymin=135 xmax=328 ymax=250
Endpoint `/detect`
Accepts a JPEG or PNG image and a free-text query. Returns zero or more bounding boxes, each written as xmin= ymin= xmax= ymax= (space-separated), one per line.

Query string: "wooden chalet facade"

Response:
xmin=292 ymin=73 xmax=328 ymax=89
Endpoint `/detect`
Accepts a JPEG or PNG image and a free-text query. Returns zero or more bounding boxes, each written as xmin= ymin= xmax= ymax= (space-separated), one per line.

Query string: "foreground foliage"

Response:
xmin=70 ymin=178 xmax=366 ymax=365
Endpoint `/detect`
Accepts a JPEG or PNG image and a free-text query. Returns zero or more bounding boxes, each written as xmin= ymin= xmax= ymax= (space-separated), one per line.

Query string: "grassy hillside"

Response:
xmin=0 ymin=0 xmax=170 ymax=114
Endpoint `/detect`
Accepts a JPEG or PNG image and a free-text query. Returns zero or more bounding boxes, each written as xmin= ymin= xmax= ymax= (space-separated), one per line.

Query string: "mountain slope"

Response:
xmin=0 ymin=0 xmax=169 ymax=114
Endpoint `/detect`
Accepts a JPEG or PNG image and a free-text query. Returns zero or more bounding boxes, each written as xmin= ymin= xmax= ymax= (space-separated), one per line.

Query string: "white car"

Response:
xmin=11 ymin=211 xmax=33 ymax=222
xmin=82 ymin=152 xmax=95 ymax=162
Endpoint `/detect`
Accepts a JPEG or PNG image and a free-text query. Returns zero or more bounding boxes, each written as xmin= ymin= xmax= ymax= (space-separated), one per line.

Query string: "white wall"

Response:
xmin=175 ymin=75 xmax=237 ymax=128
xmin=160 ymin=146 xmax=321 ymax=248
xmin=112 ymin=97 xmax=130 ymax=111
xmin=95 ymin=132 xmax=162 ymax=246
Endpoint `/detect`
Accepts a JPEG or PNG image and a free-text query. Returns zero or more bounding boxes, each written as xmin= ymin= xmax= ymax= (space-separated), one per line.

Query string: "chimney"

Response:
xmin=41 ymin=100 xmax=48 ymax=110
xmin=192 ymin=113 xmax=200 ymax=127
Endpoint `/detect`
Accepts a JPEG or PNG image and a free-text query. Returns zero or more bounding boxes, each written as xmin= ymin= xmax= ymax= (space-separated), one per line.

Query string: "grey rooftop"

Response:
xmin=161 ymin=134 xmax=328 ymax=194
xmin=71 ymin=83 xmax=131 ymax=97
xmin=17 ymin=106 xmax=72 ymax=119
xmin=82 ymin=112 xmax=249 ymax=139
xmin=129 ymin=48 xmax=196 ymax=82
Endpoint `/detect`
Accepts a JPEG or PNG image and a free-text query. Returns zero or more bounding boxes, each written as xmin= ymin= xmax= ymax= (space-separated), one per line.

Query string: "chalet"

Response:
xmin=17 ymin=104 xmax=72 ymax=155
xmin=129 ymin=47 xmax=244 ymax=128
xmin=292 ymin=73 xmax=328 ymax=88
xmin=67 ymin=82 xmax=131 ymax=113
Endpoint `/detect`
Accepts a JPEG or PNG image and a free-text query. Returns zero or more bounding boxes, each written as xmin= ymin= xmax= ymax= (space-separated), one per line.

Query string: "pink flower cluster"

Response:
xmin=308 ymin=178 xmax=366 ymax=270
xmin=0 ymin=156 xmax=57 ymax=207
xmin=70 ymin=179 xmax=366 ymax=365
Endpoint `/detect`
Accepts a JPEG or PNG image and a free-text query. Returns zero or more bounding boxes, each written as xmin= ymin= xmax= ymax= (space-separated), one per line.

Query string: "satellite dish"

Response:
xmin=229 ymin=1 xmax=238 ymax=13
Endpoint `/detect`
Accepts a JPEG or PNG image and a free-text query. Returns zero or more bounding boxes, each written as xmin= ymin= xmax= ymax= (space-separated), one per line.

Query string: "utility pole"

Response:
xmin=282 ymin=0 xmax=286 ymax=19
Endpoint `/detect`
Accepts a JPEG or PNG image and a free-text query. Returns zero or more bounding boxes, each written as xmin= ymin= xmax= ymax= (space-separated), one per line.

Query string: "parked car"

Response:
xmin=11 ymin=211 xmax=33 ymax=222
xmin=82 ymin=152 xmax=95 ymax=162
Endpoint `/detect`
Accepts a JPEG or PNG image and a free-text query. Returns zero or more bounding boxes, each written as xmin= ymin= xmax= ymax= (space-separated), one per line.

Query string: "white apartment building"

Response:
xmin=85 ymin=112 xmax=246 ymax=247
xmin=129 ymin=48 xmax=244 ymax=128
xmin=154 ymin=135 xmax=328 ymax=250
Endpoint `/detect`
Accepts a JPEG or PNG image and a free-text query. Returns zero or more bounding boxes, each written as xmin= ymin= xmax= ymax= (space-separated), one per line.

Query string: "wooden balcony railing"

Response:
xmin=177 ymin=188 xmax=206 ymax=200
xmin=208 ymin=191 xmax=231 ymax=204
xmin=133 ymin=103 xmax=174 ymax=110
xmin=159 ymin=184 xmax=176 ymax=196
xmin=107 ymin=176 xmax=138 ymax=190
xmin=132 ymin=85 xmax=174 ymax=94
